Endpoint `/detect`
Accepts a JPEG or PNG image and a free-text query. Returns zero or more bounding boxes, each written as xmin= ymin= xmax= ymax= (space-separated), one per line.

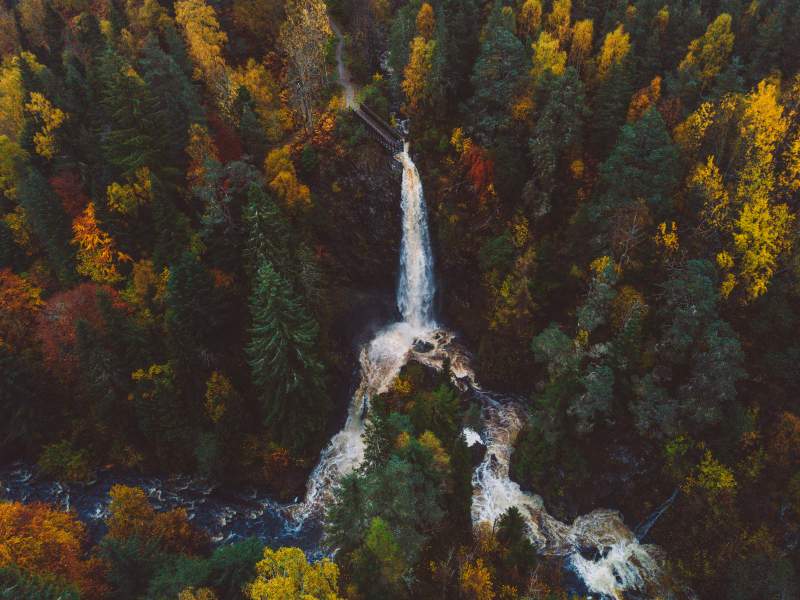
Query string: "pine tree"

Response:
xmin=469 ymin=3 xmax=527 ymax=143
xmin=97 ymin=48 xmax=177 ymax=185
xmin=246 ymin=259 xmax=327 ymax=449
xmin=18 ymin=167 xmax=75 ymax=283
xmin=591 ymin=108 xmax=679 ymax=228
xmin=165 ymin=251 xmax=220 ymax=368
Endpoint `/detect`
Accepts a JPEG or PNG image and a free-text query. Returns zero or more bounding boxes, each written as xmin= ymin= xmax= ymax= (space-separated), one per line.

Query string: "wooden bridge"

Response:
xmin=329 ymin=16 xmax=404 ymax=154
xmin=353 ymin=102 xmax=405 ymax=154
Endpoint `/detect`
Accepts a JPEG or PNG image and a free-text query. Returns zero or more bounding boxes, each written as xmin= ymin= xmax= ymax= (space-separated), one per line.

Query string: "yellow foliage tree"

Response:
xmin=175 ymin=0 xmax=228 ymax=97
xmin=279 ymin=0 xmax=331 ymax=131
xmin=205 ymin=370 xmax=234 ymax=423
xmin=627 ymin=76 xmax=662 ymax=122
xmin=673 ymin=100 xmax=719 ymax=155
xmin=416 ymin=2 xmax=435 ymax=40
xmin=459 ymin=558 xmax=495 ymax=600
xmin=545 ymin=0 xmax=571 ymax=45
xmin=264 ymin=145 xmax=311 ymax=209
xmin=107 ymin=166 xmax=153 ymax=214
xmin=25 ymin=91 xmax=66 ymax=159
xmin=678 ymin=13 xmax=734 ymax=89
xmin=517 ymin=0 xmax=542 ymax=38
xmin=0 ymin=501 xmax=107 ymax=598
xmin=596 ymin=24 xmax=630 ymax=81
xmin=690 ymin=155 xmax=730 ymax=230
xmin=654 ymin=221 xmax=679 ymax=253
xmin=2 ymin=205 xmax=32 ymax=253
xmin=246 ymin=546 xmax=341 ymax=600
xmin=71 ymin=202 xmax=131 ymax=284
xmin=733 ymin=195 xmax=794 ymax=300
xmin=569 ymin=18 xmax=593 ymax=70
xmin=681 ymin=82 xmax=795 ymax=301
xmin=531 ymin=31 xmax=566 ymax=83
xmin=731 ymin=81 xmax=793 ymax=300
xmin=186 ymin=123 xmax=219 ymax=184
xmin=0 ymin=57 xmax=25 ymax=139
xmin=402 ymin=35 xmax=436 ymax=113
xmin=106 ymin=484 xmax=207 ymax=554
xmin=124 ymin=0 xmax=173 ymax=40
xmin=683 ymin=450 xmax=737 ymax=496
xmin=229 ymin=59 xmax=292 ymax=142
xmin=179 ymin=589 xmax=218 ymax=600
xmin=0 ymin=134 xmax=27 ymax=198
xmin=0 ymin=267 xmax=43 ymax=350
xmin=121 ymin=258 xmax=169 ymax=320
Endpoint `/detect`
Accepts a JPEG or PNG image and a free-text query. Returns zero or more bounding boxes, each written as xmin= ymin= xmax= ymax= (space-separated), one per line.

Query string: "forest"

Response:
xmin=0 ymin=0 xmax=799 ymax=598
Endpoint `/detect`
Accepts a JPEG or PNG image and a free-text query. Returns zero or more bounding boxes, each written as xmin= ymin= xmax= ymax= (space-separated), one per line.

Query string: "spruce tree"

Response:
xmin=97 ymin=48 xmax=176 ymax=184
xmin=469 ymin=2 xmax=527 ymax=143
xmin=165 ymin=250 xmax=220 ymax=368
xmin=17 ymin=167 xmax=75 ymax=283
xmin=591 ymin=107 xmax=679 ymax=225
xmin=246 ymin=259 xmax=327 ymax=449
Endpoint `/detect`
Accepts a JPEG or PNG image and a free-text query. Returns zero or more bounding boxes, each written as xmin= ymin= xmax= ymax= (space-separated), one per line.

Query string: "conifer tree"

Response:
xmin=469 ymin=3 xmax=527 ymax=142
xmin=246 ymin=259 xmax=327 ymax=449
xmin=165 ymin=251 xmax=220 ymax=368
xmin=18 ymin=167 xmax=74 ymax=282
xmin=591 ymin=108 xmax=679 ymax=227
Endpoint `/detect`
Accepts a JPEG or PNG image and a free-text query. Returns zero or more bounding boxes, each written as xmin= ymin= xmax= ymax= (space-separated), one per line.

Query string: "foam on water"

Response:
xmin=291 ymin=144 xmax=437 ymax=523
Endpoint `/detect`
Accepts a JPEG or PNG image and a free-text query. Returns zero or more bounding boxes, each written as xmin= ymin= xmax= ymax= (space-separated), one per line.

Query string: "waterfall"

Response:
xmin=291 ymin=144 xmax=437 ymax=523
xmin=397 ymin=143 xmax=436 ymax=330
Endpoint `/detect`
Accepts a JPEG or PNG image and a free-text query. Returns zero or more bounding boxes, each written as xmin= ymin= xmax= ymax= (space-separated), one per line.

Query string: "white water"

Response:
xmin=289 ymin=143 xmax=670 ymax=599
xmin=291 ymin=144 xmax=437 ymax=522
xmin=397 ymin=143 xmax=436 ymax=329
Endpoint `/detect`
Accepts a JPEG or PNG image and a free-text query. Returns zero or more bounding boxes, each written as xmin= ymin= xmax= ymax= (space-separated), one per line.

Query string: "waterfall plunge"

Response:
xmin=289 ymin=143 xmax=671 ymax=600
xmin=292 ymin=144 xmax=437 ymax=524
xmin=397 ymin=142 xmax=436 ymax=330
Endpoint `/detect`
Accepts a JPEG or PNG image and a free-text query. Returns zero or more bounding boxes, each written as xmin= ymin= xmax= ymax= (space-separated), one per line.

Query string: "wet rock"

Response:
xmin=413 ymin=339 xmax=434 ymax=353
xmin=469 ymin=442 xmax=486 ymax=468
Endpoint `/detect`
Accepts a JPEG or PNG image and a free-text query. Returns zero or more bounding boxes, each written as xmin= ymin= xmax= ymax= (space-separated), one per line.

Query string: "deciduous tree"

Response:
xmin=279 ymin=0 xmax=331 ymax=131
xmin=246 ymin=546 xmax=341 ymax=600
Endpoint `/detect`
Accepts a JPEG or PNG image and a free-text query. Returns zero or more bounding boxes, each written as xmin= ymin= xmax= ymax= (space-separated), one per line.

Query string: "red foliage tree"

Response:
xmin=462 ymin=144 xmax=495 ymax=203
xmin=50 ymin=170 xmax=90 ymax=218
xmin=208 ymin=112 xmax=242 ymax=163
xmin=35 ymin=283 xmax=126 ymax=382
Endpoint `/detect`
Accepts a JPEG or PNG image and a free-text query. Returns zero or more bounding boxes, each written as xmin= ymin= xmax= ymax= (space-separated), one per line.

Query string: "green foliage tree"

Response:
xmin=469 ymin=3 xmax=527 ymax=143
xmin=246 ymin=259 xmax=328 ymax=449
xmin=589 ymin=108 xmax=679 ymax=241
xmin=17 ymin=167 xmax=74 ymax=282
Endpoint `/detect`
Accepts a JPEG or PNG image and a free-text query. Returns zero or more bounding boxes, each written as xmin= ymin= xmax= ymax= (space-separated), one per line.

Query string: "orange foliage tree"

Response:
xmin=71 ymin=202 xmax=131 ymax=284
xmin=0 ymin=268 xmax=43 ymax=351
xmin=0 ymin=502 xmax=108 ymax=599
xmin=105 ymin=485 xmax=208 ymax=555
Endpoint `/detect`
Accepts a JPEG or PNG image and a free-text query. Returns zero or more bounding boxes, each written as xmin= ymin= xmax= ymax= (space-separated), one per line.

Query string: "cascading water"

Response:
xmin=291 ymin=143 xmax=438 ymax=524
xmin=290 ymin=139 xmax=672 ymax=599
xmin=397 ymin=142 xmax=436 ymax=330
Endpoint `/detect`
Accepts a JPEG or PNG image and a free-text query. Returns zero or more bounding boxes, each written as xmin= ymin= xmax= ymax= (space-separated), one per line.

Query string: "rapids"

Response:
xmin=288 ymin=144 xmax=675 ymax=598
